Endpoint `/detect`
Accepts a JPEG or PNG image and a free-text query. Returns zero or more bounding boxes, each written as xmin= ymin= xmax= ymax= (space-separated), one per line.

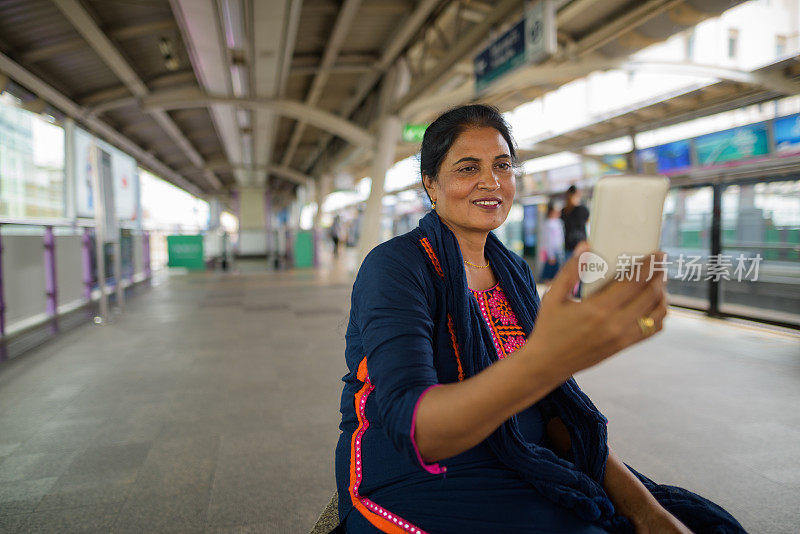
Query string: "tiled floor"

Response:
xmin=0 ymin=255 xmax=798 ymax=533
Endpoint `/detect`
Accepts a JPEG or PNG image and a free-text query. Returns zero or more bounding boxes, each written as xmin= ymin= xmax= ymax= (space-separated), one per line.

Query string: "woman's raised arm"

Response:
xmin=414 ymin=244 xmax=668 ymax=462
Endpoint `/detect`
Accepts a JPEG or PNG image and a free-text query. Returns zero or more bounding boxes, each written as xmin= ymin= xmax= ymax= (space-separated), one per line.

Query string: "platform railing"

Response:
xmin=0 ymin=217 xmax=151 ymax=346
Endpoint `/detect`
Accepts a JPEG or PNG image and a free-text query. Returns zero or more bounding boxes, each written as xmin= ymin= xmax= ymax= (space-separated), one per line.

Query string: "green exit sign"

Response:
xmin=402 ymin=123 xmax=427 ymax=143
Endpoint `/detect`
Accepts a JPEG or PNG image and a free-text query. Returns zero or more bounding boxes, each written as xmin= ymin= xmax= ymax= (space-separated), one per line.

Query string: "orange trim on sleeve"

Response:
xmin=348 ymin=357 xmax=428 ymax=533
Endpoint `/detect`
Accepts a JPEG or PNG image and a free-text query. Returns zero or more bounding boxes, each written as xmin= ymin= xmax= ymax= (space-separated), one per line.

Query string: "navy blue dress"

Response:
xmin=335 ymin=220 xmax=745 ymax=534
xmin=335 ymin=234 xmax=604 ymax=533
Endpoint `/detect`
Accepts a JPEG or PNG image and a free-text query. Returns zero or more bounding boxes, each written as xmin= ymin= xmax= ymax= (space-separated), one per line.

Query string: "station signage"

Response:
xmin=402 ymin=123 xmax=427 ymax=143
xmin=474 ymin=0 xmax=556 ymax=93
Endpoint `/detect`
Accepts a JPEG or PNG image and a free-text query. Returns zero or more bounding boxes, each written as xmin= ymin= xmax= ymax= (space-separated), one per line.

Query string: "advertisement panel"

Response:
xmin=72 ymin=128 xmax=139 ymax=222
xmin=74 ymin=126 xmax=96 ymax=217
xmin=639 ymin=140 xmax=692 ymax=174
xmin=773 ymin=113 xmax=800 ymax=154
xmin=694 ymin=123 xmax=769 ymax=166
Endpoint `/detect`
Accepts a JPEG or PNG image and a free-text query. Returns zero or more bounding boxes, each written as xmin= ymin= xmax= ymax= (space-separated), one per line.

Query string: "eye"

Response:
xmin=458 ymin=165 xmax=478 ymax=173
xmin=495 ymin=161 xmax=512 ymax=171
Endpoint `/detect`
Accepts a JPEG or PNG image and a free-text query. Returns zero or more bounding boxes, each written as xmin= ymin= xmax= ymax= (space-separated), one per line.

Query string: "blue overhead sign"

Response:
xmin=474 ymin=1 xmax=556 ymax=93
xmin=774 ymin=113 xmax=800 ymax=154
xmin=474 ymin=20 xmax=527 ymax=93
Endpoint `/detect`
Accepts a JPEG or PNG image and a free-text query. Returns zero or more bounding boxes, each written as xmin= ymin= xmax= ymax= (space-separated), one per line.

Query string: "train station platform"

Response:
xmin=0 ymin=263 xmax=798 ymax=533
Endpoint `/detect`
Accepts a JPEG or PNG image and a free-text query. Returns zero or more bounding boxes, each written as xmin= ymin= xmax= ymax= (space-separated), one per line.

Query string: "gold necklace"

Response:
xmin=464 ymin=259 xmax=490 ymax=269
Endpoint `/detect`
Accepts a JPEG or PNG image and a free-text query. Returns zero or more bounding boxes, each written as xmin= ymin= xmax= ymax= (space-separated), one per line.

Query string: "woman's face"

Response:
xmin=423 ymin=127 xmax=515 ymax=236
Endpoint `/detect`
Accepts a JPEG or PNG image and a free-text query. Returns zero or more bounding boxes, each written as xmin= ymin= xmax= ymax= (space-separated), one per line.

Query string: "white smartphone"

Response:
xmin=581 ymin=175 xmax=670 ymax=298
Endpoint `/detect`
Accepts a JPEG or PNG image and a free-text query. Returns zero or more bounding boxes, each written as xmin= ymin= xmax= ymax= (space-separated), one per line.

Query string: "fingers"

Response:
xmin=618 ymin=274 xmax=665 ymax=326
xmin=546 ymin=242 xmax=589 ymax=303
xmin=611 ymin=283 xmax=668 ymax=350
xmin=587 ymin=252 xmax=665 ymax=310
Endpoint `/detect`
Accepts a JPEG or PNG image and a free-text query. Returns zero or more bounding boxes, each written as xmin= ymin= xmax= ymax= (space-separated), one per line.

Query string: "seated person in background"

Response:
xmin=335 ymin=104 xmax=745 ymax=533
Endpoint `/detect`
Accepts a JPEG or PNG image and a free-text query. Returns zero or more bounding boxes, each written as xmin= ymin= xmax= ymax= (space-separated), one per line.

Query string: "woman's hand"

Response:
xmin=522 ymin=242 xmax=668 ymax=382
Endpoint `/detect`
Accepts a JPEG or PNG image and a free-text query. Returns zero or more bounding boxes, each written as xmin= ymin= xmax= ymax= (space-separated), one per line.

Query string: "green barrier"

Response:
xmin=294 ymin=230 xmax=314 ymax=268
xmin=167 ymin=235 xmax=205 ymax=270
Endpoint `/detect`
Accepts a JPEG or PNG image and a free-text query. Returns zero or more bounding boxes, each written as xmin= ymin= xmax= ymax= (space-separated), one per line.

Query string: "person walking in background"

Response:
xmin=540 ymin=202 xmax=564 ymax=283
xmin=561 ymin=185 xmax=589 ymax=260
xmin=330 ymin=215 xmax=342 ymax=258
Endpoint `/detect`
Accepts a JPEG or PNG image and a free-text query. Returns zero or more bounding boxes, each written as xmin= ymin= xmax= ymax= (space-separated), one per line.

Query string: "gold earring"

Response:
xmin=431 ymin=200 xmax=436 ymax=209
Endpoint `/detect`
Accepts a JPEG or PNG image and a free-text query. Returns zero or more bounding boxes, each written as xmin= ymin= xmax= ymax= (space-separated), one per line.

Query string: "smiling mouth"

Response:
xmin=472 ymin=199 xmax=502 ymax=207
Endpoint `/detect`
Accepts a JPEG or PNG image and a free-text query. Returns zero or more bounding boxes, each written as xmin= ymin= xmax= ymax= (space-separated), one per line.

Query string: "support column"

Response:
xmin=236 ymin=186 xmax=268 ymax=257
xmin=313 ymin=175 xmax=332 ymax=267
xmin=356 ymin=59 xmax=409 ymax=265
xmin=357 ymin=115 xmax=402 ymax=263
xmin=264 ymin=184 xmax=273 ymax=261
xmin=143 ymin=230 xmax=151 ymax=279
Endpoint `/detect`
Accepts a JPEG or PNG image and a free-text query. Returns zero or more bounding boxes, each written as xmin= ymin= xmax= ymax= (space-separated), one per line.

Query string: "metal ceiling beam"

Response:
xmin=119 ymin=89 xmax=376 ymax=149
xmin=620 ymin=60 xmax=800 ymax=95
xmin=0 ymin=51 xmax=202 ymax=196
xmin=252 ymin=0 xmax=293 ymax=187
xmin=391 ymin=0 xmax=524 ymax=114
xmin=51 ymin=0 xmax=221 ymax=190
xmin=301 ymin=0 xmax=444 ymax=172
xmin=290 ymin=63 xmax=374 ymax=76
xmin=170 ymin=0 xmax=244 ymax=186
xmin=571 ymin=0 xmax=683 ymax=56
xmin=281 ymin=0 xmax=363 ymax=168
xmin=201 ymin=162 xmax=311 ymax=185
xmin=20 ymin=19 xmax=178 ymax=63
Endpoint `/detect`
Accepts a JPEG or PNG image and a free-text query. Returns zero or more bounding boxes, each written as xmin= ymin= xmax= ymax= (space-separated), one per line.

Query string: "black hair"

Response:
xmin=419 ymin=104 xmax=518 ymax=201
xmin=566 ymin=185 xmax=578 ymax=195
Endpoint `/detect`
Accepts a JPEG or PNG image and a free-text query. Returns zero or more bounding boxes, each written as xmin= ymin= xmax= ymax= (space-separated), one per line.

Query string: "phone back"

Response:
xmin=582 ymin=175 xmax=670 ymax=298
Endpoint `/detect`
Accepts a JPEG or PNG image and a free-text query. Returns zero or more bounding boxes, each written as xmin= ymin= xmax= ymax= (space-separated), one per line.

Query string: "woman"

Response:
xmin=335 ymin=105 xmax=744 ymax=533
xmin=540 ymin=202 xmax=565 ymax=283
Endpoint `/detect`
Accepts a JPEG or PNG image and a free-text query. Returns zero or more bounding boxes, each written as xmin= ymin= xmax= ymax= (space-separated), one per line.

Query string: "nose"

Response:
xmin=478 ymin=168 xmax=501 ymax=190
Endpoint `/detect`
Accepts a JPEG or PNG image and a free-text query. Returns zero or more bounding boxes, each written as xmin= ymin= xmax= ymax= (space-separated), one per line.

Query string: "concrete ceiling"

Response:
xmin=0 ymin=0 xmax=760 ymax=202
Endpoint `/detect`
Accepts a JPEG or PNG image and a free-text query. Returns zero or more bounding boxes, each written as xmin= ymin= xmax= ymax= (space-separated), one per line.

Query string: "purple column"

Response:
xmin=82 ymin=227 xmax=93 ymax=301
xmin=44 ymin=226 xmax=58 ymax=317
xmin=0 ymin=226 xmax=5 ymax=338
xmin=143 ymin=231 xmax=151 ymax=279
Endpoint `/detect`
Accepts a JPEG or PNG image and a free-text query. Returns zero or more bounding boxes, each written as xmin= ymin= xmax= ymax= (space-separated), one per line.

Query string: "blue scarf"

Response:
xmin=414 ymin=211 xmax=631 ymax=531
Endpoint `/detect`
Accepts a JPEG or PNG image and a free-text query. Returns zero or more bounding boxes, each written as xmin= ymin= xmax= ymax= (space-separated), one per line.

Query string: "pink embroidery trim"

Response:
xmin=354 ymin=373 xmax=429 ymax=533
xmin=473 ymin=292 xmax=504 ymax=358
xmin=487 ymin=288 xmax=518 ymax=326
xmin=410 ymin=384 xmax=446 ymax=475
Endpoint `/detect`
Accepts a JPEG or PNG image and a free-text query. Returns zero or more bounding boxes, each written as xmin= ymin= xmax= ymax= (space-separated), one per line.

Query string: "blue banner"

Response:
xmin=695 ymin=123 xmax=769 ymax=166
xmin=774 ymin=113 xmax=800 ymax=154
xmin=655 ymin=140 xmax=691 ymax=173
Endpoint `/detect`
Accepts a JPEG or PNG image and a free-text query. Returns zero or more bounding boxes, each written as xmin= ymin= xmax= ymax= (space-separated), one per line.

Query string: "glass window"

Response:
xmin=728 ymin=29 xmax=739 ymax=59
xmin=661 ymin=186 xmax=713 ymax=309
xmin=685 ymin=31 xmax=695 ymax=60
xmin=720 ymin=180 xmax=800 ymax=324
xmin=776 ymin=35 xmax=787 ymax=57
xmin=0 ymin=93 xmax=65 ymax=218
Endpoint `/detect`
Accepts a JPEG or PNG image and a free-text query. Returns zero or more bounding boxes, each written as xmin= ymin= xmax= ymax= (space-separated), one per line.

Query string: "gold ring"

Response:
xmin=637 ymin=316 xmax=656 ymax=336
